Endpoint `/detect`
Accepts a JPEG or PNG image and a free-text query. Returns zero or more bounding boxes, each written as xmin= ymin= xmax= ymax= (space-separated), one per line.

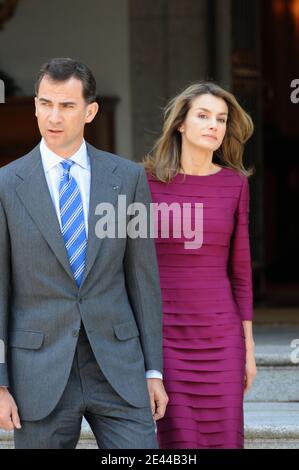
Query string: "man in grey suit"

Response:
xmin=0 ymin=58 xmax=168 ymax=448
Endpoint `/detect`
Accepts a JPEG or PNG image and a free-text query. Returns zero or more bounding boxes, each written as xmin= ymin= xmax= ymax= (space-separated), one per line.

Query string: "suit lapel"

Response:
xmin=15 ymin=144 xmax=121 ymax=288
xmin=81 ymin=144 xmax=121 ymax=286
xmin=15 ymin=146 xmax=75 ymax=282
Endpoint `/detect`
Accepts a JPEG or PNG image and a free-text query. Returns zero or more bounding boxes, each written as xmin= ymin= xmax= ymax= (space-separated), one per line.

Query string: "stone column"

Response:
xmin=129 ymin=0 xmax=210 ymax=161
xmin=212 ymin=0 xmax=232 ymax=89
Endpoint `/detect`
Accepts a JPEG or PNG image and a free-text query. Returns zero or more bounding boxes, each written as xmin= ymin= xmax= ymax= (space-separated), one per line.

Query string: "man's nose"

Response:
xmin=48 ymin=107 xmax=62 ymax=124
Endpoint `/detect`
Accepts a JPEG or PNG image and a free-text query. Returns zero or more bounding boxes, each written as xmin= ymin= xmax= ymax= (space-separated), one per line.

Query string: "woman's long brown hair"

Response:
xmin=143 ymin=82 xmax=254 ymax=182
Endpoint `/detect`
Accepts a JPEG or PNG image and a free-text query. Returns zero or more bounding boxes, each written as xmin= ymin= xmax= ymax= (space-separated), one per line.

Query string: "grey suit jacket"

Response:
xmin=0 ymin=143 xmax=163 ymax=421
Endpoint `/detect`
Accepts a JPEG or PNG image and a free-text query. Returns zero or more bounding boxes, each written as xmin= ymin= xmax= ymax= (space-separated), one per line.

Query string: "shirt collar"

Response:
xmin=40 ymin=138 xmax=89 ymax=172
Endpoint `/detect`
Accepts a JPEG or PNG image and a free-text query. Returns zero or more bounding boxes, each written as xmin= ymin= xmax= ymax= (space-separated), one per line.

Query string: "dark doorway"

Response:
xmin=262 ymin=0 xmax=299 ymax=305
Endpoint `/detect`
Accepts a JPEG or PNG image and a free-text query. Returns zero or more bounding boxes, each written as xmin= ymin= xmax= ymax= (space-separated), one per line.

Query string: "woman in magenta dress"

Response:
xmin=144 ymin=82 xmax=257 ymax=449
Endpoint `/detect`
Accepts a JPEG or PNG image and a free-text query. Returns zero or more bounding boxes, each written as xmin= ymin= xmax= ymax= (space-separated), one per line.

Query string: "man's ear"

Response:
xmin=34 ymin=96 xmax=38 ymax=117
xmin=85 ymin=102 xmax=99 ymax=123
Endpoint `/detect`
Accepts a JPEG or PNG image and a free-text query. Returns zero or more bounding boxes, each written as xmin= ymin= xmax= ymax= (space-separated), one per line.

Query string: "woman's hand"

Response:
xmin=244 ymin=345 xmax=257 ymax=393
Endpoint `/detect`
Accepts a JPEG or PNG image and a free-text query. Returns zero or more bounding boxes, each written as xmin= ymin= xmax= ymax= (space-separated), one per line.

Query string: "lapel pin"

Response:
xmin=112 ymin=185 xmax=119 ymax=190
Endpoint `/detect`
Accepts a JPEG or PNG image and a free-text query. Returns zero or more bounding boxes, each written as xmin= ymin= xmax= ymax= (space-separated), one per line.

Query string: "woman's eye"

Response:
xmin=198 ymin=114 xmax=207 ymax=119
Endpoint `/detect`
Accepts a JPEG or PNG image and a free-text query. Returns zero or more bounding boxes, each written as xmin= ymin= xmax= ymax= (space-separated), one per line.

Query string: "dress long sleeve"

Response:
xmin=228 ymin=176 xmax=253 ymax=321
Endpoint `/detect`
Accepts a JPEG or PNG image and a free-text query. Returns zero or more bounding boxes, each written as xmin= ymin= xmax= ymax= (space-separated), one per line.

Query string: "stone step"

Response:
xmin=2 ymin=403 xmax=299 ymax=449
xmin=245 ymin=439 xmax=299 ymax=449
xmin=244 ymin=402 xmax=299 ymax=448
xmin=245 ymin=325 xmax=299 ymax=402
xmin=245 ymin=364 xmax=299 ymax=402
xmin=253 ymin=324 xmax=299 ymax=355
xmin=2 ymin=325 xmax=298 ymax=448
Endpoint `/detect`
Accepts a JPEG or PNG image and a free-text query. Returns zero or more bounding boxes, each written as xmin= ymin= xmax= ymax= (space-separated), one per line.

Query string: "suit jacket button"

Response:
xmin=72 ymin=329 xmax=79 ymax=337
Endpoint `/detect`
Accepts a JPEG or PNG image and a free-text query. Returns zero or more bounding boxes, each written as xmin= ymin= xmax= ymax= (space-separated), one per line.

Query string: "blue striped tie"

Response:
xmin=59 ymin=160 xmax=87 ymax=287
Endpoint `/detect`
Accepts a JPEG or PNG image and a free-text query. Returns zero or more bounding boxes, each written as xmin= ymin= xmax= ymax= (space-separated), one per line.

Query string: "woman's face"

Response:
xmin=179 ymin=94 xmax=228 ymax=152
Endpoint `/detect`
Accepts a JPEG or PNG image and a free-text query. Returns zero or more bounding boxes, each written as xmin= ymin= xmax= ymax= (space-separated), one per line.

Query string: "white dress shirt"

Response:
xmin=40 ymin=138 xmax=90 ymax=234
xmin=39 ymin=139 xmax=162 ymax=381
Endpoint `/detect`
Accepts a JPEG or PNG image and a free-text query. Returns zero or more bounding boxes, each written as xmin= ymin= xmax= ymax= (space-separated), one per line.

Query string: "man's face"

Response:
xmin=35 ymin=75 xmax=98 ymax=157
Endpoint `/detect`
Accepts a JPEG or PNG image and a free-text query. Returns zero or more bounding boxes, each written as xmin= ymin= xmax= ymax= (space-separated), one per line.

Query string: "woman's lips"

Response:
xmin=202 ymin=135 xmax=217 ymax=140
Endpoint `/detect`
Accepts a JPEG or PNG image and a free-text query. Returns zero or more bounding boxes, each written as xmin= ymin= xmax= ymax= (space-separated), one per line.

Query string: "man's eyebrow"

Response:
xmin=38 ymin=97 xmax=77 ymax=105
xmin=38 ymin=97 xmax=52 ymax=103
xmin=60 ymin=101 xmax=77 ymax=106
xmin=195 ymin=107 xmax=228 ymax=115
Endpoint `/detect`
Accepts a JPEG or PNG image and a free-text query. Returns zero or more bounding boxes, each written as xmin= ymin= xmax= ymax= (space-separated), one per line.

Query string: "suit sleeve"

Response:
xmin=228 ymin=176 xmax=253 ymax=321
xmin=123 ymin=166 xmax=163 ymax=373
xmin=0 ymin=197 xmax=11 ymax=386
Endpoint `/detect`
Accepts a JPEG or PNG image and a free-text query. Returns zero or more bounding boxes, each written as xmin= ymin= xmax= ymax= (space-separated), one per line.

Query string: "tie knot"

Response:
xmin=61 ymin=160 xmax=74 ymax=174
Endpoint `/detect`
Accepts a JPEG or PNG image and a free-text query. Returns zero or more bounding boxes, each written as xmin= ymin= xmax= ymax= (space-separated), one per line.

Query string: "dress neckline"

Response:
xmin=177 ymin=167 xmax=224 ymax=177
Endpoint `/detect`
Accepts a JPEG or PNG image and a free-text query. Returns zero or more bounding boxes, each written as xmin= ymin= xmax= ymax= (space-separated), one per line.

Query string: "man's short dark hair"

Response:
xmin=35 ymin=58 xmax=96 ymax=104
